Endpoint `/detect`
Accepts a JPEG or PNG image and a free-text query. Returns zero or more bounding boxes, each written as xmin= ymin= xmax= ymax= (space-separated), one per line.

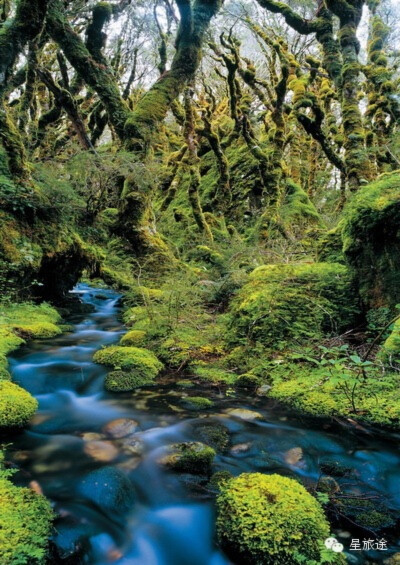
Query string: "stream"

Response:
xmin=6 ymin=284 xmax=400 ymax=564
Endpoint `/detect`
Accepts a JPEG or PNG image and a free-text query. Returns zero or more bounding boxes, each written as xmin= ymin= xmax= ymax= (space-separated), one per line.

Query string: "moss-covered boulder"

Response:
xmin=342 ymin=172 xmax=400 ymax=308
xmin=0 ymin=381 xmax=38 ymax=428
xmin=0 ymin=474 xmax=53 ymax=563
xmin=93 ymin=346 xmax=163 ymax=391
xmin=182 ymin=396 xmax=214 ymax=410
xmin=120 ymin=329 xmax=147 ymax=346
xmin=217 ymin=473 xmax=331 ymax=565
xmin=104 ymin=370 xmax=156 ymax=392
xmin=160 ymin=442 xmax=216 ymax=475
xmin=227 ymin=262 xmax=358 ymax=350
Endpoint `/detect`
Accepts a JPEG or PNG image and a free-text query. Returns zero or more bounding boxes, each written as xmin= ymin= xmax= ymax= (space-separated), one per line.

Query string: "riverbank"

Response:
xmin=1 ymin=284 xmax=399 ymax=564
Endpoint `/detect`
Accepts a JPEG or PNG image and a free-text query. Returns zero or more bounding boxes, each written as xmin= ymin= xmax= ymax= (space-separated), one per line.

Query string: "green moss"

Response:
xmin=342 ymin=172 xmax=400 ymax=307
xmin=378 ymin=318 xmax=400 ymax=366
xmin=161 ymin=442 xmax=216 ymax=475
xmin=227 ymin=262 xmax=358 ymax=351
xmin=120 ymin=329 xmax=147 ymax=346
xmin=126 ymin=286 xmax=164 ymax=306
xmin=192 ymin=363 xmax=237 ymax=385
xmin=0 ymin=474 xmax=53 ymax=564
xmin=209 ymin=470 xmax=233 ymax=490
xmin=93 ymin=345 xmax=163 ymax=384
xmin=193 ymin=421 xmax=230 ymax=452
xmin=0 ymin=381 xmax=38 ymax=428
xmin=104 ymin=370 xmax=155 ymax=392
xmin=182 ymin=396 xmax=214 ymax=410
xmin=217 ymin=473 xmax=331 ymax=565
xmin=235 ymin=373 xmax=261 ymax=389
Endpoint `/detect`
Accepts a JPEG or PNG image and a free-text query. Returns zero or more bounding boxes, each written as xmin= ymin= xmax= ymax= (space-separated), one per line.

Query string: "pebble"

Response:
xmin=84 ymin=440 xmax=119 ymax=462
xmin=103 ymin=418 xmax=138 ymax=439
xmin=226 ymin=408 xmax=262 ymax=421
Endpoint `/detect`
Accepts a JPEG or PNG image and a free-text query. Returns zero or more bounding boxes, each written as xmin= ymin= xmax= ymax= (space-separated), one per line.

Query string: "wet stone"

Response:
xmin=230 ymin=443 xmax=251 ymax=455
xmin=103 ymin=418 xmax=138 ymax=438
xmin=84 ymin=440 xmax=119 ymax=462
xmin=77 ymin=466 xmax=135 ymax=513
xmin=225 ymin=408 xmax=263 ymax=421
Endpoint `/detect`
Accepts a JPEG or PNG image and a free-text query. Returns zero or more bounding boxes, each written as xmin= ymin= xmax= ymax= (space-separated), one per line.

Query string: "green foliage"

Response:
xmin=0 ymin=381 xmax=38 ymax=428
xmin=0 ymin=470 xmax=53 ymax=564
xmin=216 ymin=473 xmax=331 ymax=565
xmin=227 ymin=262 xmax=358 ymax=351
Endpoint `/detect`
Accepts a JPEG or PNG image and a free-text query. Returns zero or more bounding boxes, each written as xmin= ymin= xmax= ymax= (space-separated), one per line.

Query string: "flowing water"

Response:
xmin=6 ymin=284 xmax=400 ymax=564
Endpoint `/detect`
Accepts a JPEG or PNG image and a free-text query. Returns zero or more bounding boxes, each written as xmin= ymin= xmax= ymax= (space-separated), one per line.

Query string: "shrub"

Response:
xmin=0 ymin=381 xmax=38 ymax=428
xmin=217 ymin=473 xmax=331 ymax=565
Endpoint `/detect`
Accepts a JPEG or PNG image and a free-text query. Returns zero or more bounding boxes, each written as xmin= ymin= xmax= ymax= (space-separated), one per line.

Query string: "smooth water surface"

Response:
xmin=7 ymin=284 xmax=400 ymax=564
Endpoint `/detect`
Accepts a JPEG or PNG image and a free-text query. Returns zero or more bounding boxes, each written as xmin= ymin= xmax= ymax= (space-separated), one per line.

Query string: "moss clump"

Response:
xmin=227 ymin=262 xmax=358 ymax=351
xmin=378 ymin=318 xmax=400 ymax=366
xmin=120 ymin=329 xmax=147 ymax=346
xmin=93 ymin=345 xmax=163 ymax=382
xmin=0 ymin=328 xmax=24 ymax=381
xmin=193 ymin=421 xmax=230 ymax=452
xmin=0 ymin=381 xmax=38 ymax=428
xmin=342 ymin=172 xmax=400 ymax=307
xmin=192 ymin=363 xmax=237 ymax=385
xmin=11 ymin=322 xmax=62 ymax=339
xmin=217 ymin=473 xmax=331 ymax=565
xmin=182 ymin=396 xmax=214 ymax=410
xmin=208 ymin=470 xmax=233 ymax=491
xmin=104 ymin=370 xmax=156 ymax=392
xmin=235 ymin=373 xmax=261 ymax=389
xmin=0 ymin=475 xmax=53 ymax=564
xmin=161 ymin=442 xmax=216 ymax=475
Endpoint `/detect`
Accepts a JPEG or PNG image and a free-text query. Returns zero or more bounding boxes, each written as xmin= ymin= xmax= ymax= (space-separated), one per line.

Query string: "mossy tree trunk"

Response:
xmin=326 ymin=0 xmax=372 ymax=191
xmin=0 ymin=0 xmax=48 ymax=181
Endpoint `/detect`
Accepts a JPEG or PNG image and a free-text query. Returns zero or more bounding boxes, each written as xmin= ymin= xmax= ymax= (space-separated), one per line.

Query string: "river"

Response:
xmin=7 ymin=284 xmax=400 ymax=564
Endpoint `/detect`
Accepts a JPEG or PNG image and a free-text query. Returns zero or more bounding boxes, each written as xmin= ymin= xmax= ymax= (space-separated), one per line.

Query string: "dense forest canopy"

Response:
xmin=1 ymin=0 xmax=400 ymax=564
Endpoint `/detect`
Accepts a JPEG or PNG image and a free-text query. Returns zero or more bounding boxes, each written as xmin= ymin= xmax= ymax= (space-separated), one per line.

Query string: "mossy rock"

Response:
xmin=235 ymin=373 xmax=262 ymax=389
xmin=192 ymin=421 xmax=230 ymax=452
xmin=160 ymin=442 xmax=216 ymax=475
xmin=104 ymin=370 xmax=155 ymax=392
xmin=208 ymin=470 xmax=233 ymax=491
xmin=378 ymin=318 xmax=400 ymax=367
xmin=227 ymin=262 xmax=358 ymax=350
xmin=342 ymin=172 xmax=400 ymax=308
xmin=12 ymin=322 xmax=61 ymax=339
xmin=182 ymin=396 xmax=214 ymax=410
xmin=93 ymin=346 xmax=163 ymax=385
xmin=120 ymin=329 xmax=147 ymax=346
xmin=217 ymin=473 xmax=332 ymax=565
xmin=0 ymin=476 xmax=54 ymax=564
xmin=0 ymin=381 xmax=38 ymax=428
